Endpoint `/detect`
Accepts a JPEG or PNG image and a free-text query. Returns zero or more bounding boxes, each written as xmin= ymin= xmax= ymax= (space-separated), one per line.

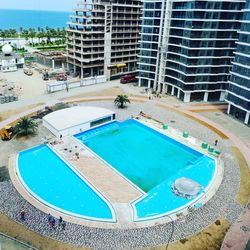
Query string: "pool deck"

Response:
xmin=51 ymin=137 xmax=143 ymax=223
xmin=52 ymin=137 xmax=142 ymax=204
xmin=2 ymin=95 xmax=248 ymax=249
xmin=9 ymin=115 xmax=224 ymax=229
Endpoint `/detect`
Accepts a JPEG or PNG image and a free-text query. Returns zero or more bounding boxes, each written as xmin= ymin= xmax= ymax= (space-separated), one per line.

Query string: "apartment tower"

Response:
xmin=137 ymin=0 xmax=245 ymax=102
xmin=66 ymin=0 xmax=141 ymax=81
xmin=226 ymin=0 xmax=250 ymax=125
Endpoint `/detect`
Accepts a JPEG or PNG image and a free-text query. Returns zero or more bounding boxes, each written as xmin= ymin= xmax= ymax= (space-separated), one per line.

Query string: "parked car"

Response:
xmin=56 ymin=73 xmax=67 ymax=81
xmin=120 ymin=74 xmax=136 ymax=84
xmin=23 ymin=68 xmax=33 ymax=76
xmin=42 ymin=72 xmax=49 ymax=81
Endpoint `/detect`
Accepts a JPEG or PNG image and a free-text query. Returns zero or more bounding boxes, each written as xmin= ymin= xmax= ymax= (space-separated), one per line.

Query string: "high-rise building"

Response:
xmin=225 ymin=0 xmax=250 ymax=125
xmin=66 ymin=0 xmax=141 ymax=81
xmin=137 ymin=0 xmax=245 ymax=102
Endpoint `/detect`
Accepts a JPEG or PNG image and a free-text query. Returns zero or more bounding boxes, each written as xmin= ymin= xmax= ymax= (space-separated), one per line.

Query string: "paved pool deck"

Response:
xmin=9 ymin=115 xmax=224 ymax=229
xmin=0 ymin=96 xmax=249 ymax=249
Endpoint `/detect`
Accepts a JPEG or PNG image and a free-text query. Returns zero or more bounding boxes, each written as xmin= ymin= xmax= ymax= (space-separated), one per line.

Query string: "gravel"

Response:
xmin=0 ymin=100 xmax=243 ymax=249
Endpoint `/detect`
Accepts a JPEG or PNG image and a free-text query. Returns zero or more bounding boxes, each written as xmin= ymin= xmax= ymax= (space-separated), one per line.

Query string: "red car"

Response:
xmin=120 ymin=74 xmax=136 ymax=84
xmin=56 ymin=73 xmax=67 ymax=81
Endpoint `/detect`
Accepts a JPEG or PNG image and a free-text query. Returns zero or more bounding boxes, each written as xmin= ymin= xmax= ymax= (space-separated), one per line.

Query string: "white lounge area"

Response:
xmin=43 ymin=106 xmax=115 ymax=138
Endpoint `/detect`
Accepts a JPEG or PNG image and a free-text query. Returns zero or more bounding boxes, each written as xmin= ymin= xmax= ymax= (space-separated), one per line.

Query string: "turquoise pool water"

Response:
xmin=18 ymin=145 xmax=113 ymax=221
xmin=76 ymin=119 xmax=216 ymax=220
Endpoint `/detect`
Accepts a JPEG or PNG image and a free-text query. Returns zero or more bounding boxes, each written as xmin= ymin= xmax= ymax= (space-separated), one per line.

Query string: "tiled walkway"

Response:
xmin=53 ymin=137 xmax=141 ymax=204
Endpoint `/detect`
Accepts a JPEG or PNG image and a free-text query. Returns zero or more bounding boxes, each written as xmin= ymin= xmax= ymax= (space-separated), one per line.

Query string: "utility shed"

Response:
xmin=43 ymin=106 xmax=115 ymax=138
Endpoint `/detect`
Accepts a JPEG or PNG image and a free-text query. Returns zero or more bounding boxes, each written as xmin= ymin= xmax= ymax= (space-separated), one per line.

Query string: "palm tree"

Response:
xmin=114 ymin=95 xmax=130 ymax=108
xmin=46 ymin=30 xmax=52 ymax=44
xmin=37 ymin=31 xmax=43 ymax=43
xmin=29 ymin=28 xmax=36 ymax=44
xmin=15 ymin=117 xmax=38 ymax=136
xmin=0 ymin=29 xmax=7 ymax=43
xmin=22 ymin=29 xmax=29 ymax=42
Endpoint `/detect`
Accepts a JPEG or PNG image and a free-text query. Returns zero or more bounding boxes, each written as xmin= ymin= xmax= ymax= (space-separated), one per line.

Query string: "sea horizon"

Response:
xmin=0 ymin=9 xmax=70 ymax=30
xmin=0 ymin=8 xmax=69 ymax=13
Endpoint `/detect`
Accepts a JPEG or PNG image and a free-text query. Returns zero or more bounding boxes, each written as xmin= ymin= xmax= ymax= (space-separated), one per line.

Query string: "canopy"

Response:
xmin=43 ymin=106 xmax=115 ymax=137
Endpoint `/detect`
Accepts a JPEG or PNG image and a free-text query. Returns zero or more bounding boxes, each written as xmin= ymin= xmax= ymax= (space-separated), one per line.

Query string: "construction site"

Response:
xmin=66 ymin=0 xmax=142 ymax=81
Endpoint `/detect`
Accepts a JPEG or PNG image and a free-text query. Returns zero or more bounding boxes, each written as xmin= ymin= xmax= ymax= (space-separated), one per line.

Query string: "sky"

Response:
xmin=0 ymin=0 xmax=75 ymax=12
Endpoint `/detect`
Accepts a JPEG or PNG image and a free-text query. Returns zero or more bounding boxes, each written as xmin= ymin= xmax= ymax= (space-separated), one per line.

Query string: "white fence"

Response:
xmin=46 ymin=75 xmax=107 ymax=93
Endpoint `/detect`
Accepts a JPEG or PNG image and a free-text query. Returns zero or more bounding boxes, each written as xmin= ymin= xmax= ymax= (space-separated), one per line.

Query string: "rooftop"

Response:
xmin=43 ymin=106 xmax=115 ymax=131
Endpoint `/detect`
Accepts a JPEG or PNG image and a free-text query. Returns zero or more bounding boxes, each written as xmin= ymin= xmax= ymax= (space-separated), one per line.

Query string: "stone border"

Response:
xmin=9 ymin=116 xmax=224 ymax=229
xmin=0 ymin=96 xmax=248 ymax=249
xmin=1 ymin=96 xmax=249 ymax=170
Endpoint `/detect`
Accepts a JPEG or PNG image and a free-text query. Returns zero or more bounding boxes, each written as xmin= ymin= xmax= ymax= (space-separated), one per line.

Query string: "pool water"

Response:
xmin=18 ymin=145 xmax=113 ymax=221
xmin=77 ymin=120 xmax=203 ymax=192
xmin=17 ymin=119 xmax=216 ymax=222
xmin=76 ymin=119 xmax=216 ymax=220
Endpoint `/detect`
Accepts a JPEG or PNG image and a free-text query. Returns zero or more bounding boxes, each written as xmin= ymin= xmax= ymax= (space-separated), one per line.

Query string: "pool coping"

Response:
xmin=9 ymin=117 xmax=225 ymax=229
xmin=1 ymin=95 xmax=248 ymax=249
xmin=130 ymin=118 xmax=222 ymax=221
xmin=76 ymin=117 xmax=223 ymax=222
xmin=15 ymin=144 xmax=117 ymax=223
xmin=73 ymin=134 xmax=146 ymax=198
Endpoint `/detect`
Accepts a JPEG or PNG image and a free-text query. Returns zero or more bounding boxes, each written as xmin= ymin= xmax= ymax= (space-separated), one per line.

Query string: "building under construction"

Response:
xmin=66 ymin=0 xmax=141 ymax=81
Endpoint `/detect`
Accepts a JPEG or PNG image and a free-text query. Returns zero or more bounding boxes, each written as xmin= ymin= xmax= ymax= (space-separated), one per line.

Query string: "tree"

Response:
xmin=0 ymin=29 xmax=7 ymax=43
xmin=114 ymin=95 xmax=130 ymax=108
xmin=29 ymin=28 xmax=36 ymax=44
xmin=22 ymin=29 xmax=29 ymax=42
xmin=15 ymin=117 xmax=38 ymax=136
xmin=46 ymin=30 xmax=52 ymax=44
xmin=37 ymin=31 xmax=43 ymax=43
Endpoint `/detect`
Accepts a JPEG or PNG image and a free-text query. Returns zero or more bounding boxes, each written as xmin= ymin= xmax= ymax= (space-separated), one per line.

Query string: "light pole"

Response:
xmin=165 ymin=214 xmax=175 ymax=250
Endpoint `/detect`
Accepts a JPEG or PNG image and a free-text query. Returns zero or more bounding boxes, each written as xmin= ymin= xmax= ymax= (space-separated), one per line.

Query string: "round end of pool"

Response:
xmin=11 ymin=119 xmax=223 ymax=228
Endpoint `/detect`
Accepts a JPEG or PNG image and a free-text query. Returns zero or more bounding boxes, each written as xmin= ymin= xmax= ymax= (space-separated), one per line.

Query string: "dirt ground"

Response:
xmin=0 ymin=209 xmax=230 ymax=250
xmin=60 ymin=86 xmax=127 ymax=100
xmin=0 ymin=212 xmax=90 ymax=250
xmin=144 ymin=218 xmax=230 ymax=250
xmin=0 ymin=70 xmax=47 ymax=99
xmin=0 ymin=103 xmax=44 ymax=121
xmin=0 ymin=86 xmax=249 ymax=250
xmin=232 ymin=147 xmax=250 ymax=205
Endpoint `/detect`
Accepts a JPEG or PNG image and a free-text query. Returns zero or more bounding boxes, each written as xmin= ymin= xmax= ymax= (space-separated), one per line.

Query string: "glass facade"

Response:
xmin=137 ymin=0 xmax=245 ymax=102
xmin=137 ymin=0 xmax=163 ymax=88
xmin=226 ymin=0 xmax=250 ymax=125
xmin=165 ymin=0 xmax=244 ymax=102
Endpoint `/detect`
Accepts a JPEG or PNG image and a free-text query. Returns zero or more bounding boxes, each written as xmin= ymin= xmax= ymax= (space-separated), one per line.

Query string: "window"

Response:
xmin=90 ymin=116 xmax=112 ymax=127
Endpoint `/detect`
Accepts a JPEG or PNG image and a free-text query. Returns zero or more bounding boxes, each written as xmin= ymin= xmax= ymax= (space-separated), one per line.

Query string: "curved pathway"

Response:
xmin=3 ymin=95 xmax=247 ymax=170
xmin=0 ymin=96 xmax=248 ymax=249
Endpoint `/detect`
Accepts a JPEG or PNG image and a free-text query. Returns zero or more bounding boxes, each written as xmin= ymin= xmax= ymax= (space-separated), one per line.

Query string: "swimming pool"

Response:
xmin=76 ymin=119 xmax=216 ymax=220
xmin=16 ymin=118 xmax=216 ymax=223
xmin=18 ymin=145 xmax=114 ymax=221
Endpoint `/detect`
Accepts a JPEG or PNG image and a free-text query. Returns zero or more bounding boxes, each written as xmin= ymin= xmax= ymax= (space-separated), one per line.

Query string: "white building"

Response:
xmin=43 ymin=106 xmax=116 ymax=138
xmin=0 ymin=44 xmax=24 ymax=72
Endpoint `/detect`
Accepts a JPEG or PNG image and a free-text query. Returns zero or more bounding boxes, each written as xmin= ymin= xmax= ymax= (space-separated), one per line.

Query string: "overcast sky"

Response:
xmin=0 ymin=0 xmax=75 ymax=12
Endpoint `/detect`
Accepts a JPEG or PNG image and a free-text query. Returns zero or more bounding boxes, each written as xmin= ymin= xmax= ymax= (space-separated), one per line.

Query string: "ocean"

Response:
xmin=0 ymin=9 xmax=70 ymax=30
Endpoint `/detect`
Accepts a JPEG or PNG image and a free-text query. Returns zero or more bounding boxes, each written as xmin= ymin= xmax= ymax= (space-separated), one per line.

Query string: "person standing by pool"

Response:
xmin=48 ymin=213 xmax=53 ymax=222
xmin=48 ymin=213 xmax=55 ymax=228
xmin=58 ymin=216 xmax=66 ymax=230
xmin=20 ymin=210 xmax=26 ymax=221
xmin=61 ymin=221 xmax=66 ymax=230
xmin=51 ymin=217 xmax=56 ymax=228
xmin=59 ymin=216 xmax=63 ymax=224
